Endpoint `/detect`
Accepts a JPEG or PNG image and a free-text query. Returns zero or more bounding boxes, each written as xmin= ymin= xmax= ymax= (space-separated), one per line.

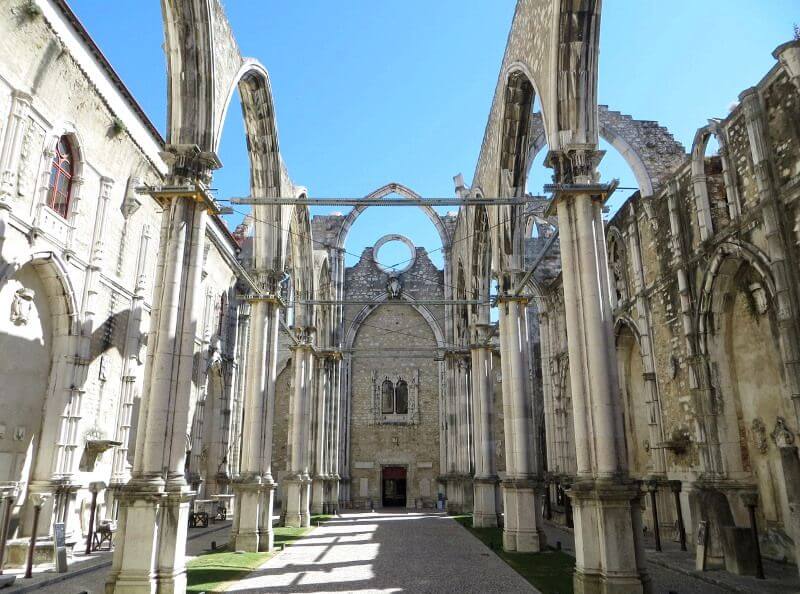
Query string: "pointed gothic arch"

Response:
xmin=334 ymin=183 xmax=451 ymax=253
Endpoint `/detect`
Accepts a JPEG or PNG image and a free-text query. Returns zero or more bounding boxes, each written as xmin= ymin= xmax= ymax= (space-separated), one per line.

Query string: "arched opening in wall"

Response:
xmin=316 ymin=262 xmax=331 ymax=348
xmin=0 ymin=260 xmax=74 ymax=537
xmin=615 ymin=323 xmax=650 ymax=478
xmin=456 ymin=262 xmax=469 ymax=345
xmin=341 ymin=195 xmax=445 ymax=271
xmin=200 ymin=368 xmax=227 ymax=498
xmin=692 ymin=129 xmax=738 ymax=236
xmin=470 ymin=205 xmax=495 ymax=326
xmin=215 ymin=87 xmax=252 ymax=232
xmin=271 ymin=357 xmax=294 ymax=506
xmin=526 ymin=138 xmax=641 ymax=217
xmin=705 ymin=255 xmax=791 ymax=557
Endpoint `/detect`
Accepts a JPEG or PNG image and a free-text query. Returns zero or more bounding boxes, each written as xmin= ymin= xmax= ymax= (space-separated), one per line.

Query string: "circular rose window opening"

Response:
xmin=373 ymin=235 xmax=416 ymax=273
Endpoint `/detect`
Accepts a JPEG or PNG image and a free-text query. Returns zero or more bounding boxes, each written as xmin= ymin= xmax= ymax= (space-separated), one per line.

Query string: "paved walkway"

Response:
xmin=228 ymin=511 xmax=537 ymax=594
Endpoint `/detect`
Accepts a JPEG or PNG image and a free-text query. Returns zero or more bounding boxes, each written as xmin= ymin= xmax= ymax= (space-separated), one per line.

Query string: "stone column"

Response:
xmin=230 ymin=278 xmax=280 ymax=552
xmin=497 ymin=293 xmax=545 ymax=552
xmin=107 ymin=166 xmax=215 ymax=594
xmin=471 ymin=324 xmax=499 ymax=527
xmin=284 ymin=328 xmax=315 ymax=527
xmin=228 ymin=305 xmax=252 ymax=478
xmin=311 ymin=357 xmax=328 ymax=515
xmin=458 ymin=355 xmax=474 ymax=511
xmin=329 ymin=353 xmax=342 ymax=513
xmin=445 ymin=352 xmax=466 ymax=513
xmin=547 ymin=148 xmax=647 ymax=594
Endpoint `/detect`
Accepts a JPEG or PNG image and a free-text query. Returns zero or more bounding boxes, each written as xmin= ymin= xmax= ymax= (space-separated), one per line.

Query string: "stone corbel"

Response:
xmin=80 ymin=439 xmax=121 ymax=472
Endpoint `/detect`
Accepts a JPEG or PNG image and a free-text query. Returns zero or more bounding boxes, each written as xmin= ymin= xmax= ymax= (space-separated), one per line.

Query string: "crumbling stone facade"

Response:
xmin=537 ymin=43 xmax=800 ymax=567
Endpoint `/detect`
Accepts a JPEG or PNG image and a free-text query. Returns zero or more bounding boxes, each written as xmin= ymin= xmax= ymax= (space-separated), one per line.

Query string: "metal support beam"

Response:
xmin=512 ymin=229 xmax=560 ymax=296
xmin=297 ymin=299 xmax=487 ymax=306
xmin=228 ymin=197 xmax=542 ymax=207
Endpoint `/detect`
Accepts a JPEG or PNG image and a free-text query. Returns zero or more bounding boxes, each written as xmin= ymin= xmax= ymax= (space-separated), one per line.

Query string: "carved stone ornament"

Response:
xmin=751 ymin=418 xmax=769 ymax=454
xmin=386 ymin=274 xmax=402 ymax=299
xmin=10 ymin=287 xmax=35 ymax=325
xmin=771 ymin=417 xmax=796 ymax=448
xmin=748 ymin=282 xmax=769 ymax=315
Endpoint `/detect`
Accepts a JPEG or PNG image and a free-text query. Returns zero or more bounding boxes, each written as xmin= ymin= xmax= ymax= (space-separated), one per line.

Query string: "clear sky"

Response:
xmin=67 ymin=1 xmax=796 ymax=269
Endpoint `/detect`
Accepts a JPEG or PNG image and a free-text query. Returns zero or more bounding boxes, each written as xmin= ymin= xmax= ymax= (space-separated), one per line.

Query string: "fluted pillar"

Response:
xmin=284 ymin=328 xmax=315 ymax=527
xmin=329 ymin=353 xmax=343 ymax=513
xmin=311 ymin=356 xmax=329 ymax=515
xmin=497 ymin=294 xmax=545 ymax=552
xmin=231 ymin=274 xmax=280 ymax=552
xmin=471 ymin=324 xmax=499 ymax=527
xmin=548 ymin=148 xmax=647 ymax=594
xmin=107 ymin=153 xmax=217 ymax=594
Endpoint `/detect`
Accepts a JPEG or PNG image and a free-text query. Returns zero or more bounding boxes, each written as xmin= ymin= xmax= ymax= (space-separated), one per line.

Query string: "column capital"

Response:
xmin=471 ymin=322 xmax=496 ymax=344
xmin=160 ymin=144 xmax=221 ymax=186
xmin=443 ymin=349 xmax=471 ymax=361
xmin=545 ymin=146 xmax=604 ymax=184
xmin=773 ymin=39 xmax=800 ymax=91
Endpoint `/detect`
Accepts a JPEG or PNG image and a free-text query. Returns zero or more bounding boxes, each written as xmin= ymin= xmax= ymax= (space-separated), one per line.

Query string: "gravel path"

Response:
xmin=227 ymin=511 xmax=538 ymax=594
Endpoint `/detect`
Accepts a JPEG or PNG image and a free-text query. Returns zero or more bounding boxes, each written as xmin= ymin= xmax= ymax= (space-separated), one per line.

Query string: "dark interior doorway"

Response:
xmin=382 ymin=466 xmax=407 ymax=508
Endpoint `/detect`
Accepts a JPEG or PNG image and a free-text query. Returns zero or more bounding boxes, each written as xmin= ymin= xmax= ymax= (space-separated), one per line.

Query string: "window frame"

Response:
xmin=46 ymin=136 xmax=75 ymax=219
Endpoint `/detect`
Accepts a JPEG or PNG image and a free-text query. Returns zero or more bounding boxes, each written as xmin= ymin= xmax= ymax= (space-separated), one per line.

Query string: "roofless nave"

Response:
xmin=0 ymin=1 xmax=799 ymax=593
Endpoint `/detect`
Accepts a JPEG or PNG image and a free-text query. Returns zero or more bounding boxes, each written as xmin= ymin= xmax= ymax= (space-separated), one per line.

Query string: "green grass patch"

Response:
xmin=452 ymin=515 xmax=575 ymax=594
xmin=186 ymin=514 xmax=334 ymax=592
xmin=187 ymin=551 xmax=270 ymax=593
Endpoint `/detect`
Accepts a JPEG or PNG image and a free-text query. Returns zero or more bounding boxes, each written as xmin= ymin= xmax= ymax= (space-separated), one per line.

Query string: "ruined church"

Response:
xmin=0 ymin=1 xmax=799 ymax=593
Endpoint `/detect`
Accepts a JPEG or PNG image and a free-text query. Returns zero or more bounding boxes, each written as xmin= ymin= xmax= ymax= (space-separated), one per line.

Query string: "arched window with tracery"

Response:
xmin=47 ymin=136 xmax=75 ymax=218
xmin=395 ymin=380 xmax=408 ymax=414
xmin=381 ymin=379 xmax=394 ymax=414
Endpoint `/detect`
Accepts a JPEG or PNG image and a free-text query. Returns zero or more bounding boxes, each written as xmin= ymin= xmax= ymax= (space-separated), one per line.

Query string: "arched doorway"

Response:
xmin=702 ymin=249 xmax=793 ymax=559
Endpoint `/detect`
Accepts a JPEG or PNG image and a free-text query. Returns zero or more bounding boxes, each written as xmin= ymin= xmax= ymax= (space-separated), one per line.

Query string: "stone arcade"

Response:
xmin=0 ymin=1 xmax=799 ymax=593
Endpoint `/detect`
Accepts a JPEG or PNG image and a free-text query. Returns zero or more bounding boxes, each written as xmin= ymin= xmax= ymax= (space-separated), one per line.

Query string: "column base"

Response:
xmin=445 ymin=475 xmax=467 ymax=515
xmin=283 ymin=477 xmax=305 ymax=528
xmin=231 ymin=479 xmax=263 ymax=552
xmin=257 ymin=481 xmax=276 ymax=553
xmin=330 ymin=477 xmax=341 ymax=514
xmin=574 ymin=571 xmax=649 ymax=594
xmin=502 ymin=479 xmax=546 ymax=553
xmin=300 ymin=478 xmax=312 ymax=527
xmin=105 ymin=480 xmax=193 ymax=594
xmin=569 ymin=477 xmax=648 ymax=594
xmin=311 ymin=477 xmax=326 ymax=515
xmin=473 ymin=477 xmax=499 ymax=528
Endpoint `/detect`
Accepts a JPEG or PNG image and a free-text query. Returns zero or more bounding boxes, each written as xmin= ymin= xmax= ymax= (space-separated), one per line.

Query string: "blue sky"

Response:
xmin=67 ymin=1 xmax=796 ymax=269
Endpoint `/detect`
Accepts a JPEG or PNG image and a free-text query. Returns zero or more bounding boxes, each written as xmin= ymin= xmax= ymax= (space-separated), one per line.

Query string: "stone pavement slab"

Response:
xmin=228 ymin=511 xmax=538 ymax=594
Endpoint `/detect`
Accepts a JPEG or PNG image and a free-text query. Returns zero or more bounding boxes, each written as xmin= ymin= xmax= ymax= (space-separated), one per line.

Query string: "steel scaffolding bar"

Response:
xmin=228 ymin=197 xmax=540 ymax=207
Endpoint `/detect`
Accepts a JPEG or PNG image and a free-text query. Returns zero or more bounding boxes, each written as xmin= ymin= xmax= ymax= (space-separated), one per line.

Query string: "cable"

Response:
xmin=228 ymin=204 xmax=516 ymax=300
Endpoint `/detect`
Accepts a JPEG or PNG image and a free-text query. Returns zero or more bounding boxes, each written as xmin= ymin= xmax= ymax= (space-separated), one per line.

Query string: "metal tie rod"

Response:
xmin=296 ymin=299 xmax=487 ymax=306
xmin=228 ymin=197 xmax=538 ymax=207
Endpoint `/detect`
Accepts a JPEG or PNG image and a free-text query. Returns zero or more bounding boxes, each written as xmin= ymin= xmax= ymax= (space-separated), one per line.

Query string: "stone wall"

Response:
xmin=539 ymin=48 xmax=800 ymax=561
xmin=343 ymin=244 xmax=445 ymax=508
xmin=0 ymin=0 xmax=246 ymax=549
